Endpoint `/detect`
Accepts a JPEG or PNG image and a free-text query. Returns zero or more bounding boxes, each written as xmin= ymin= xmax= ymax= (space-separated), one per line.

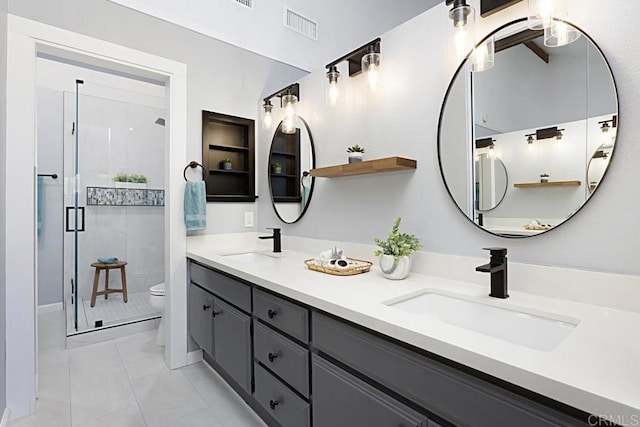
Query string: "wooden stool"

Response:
xmin=90 ymin=261 xmax=128 ymax=307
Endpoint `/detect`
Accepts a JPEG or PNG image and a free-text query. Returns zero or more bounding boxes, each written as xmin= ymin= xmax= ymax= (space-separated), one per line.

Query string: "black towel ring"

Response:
xmin=300 ymin=171 xmax=310 ymax=188
xmin=183 ymin=161 xmax=206 ymax=181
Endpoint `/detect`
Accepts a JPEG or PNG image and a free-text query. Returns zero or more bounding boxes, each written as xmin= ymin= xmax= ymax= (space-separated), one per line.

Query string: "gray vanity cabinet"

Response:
xmin=312 ymin=354 xmax=428 ymax=427
xmin=188 ymin=283 xmax=214 ymax=356
xmin=213 ymin=298 xmax=252 ymax=392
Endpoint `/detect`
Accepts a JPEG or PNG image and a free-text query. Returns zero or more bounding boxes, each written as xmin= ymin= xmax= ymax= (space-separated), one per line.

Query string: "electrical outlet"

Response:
xmin=244 ymin=211 xmax=254 ymax=228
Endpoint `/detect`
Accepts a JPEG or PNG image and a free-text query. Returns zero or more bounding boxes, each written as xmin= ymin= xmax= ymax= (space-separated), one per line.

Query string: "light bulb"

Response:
xmin=325 ymin=66 xmax=340 ymax=106
xmin=280 ymin=94 xmax=297 ymax=134
xmin=449 ymin=2 xmax=475 ymax=61
xmin=488 ymin=146 xmax=496 ymax=159
xmin=261 ymin=100 xmax=273 ymax=130
xmin=454 ymin=25 xmax=472 ymax=60
xmin=361 ymin=51 xmax=381 ymax=92
xmin=328 ymin=82 xmax=339 ymax=106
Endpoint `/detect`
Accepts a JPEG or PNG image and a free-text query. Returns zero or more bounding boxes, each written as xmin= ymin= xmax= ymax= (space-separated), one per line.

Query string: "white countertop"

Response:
xmin=187 ymin=234 xmax=640 ymax=419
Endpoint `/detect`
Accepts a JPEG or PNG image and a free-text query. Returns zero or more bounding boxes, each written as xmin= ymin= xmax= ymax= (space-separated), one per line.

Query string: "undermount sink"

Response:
xmin=220 ymin=250 xmax=281 ymax=263
xmin=385 ymin=290 xmax=578 ymax=351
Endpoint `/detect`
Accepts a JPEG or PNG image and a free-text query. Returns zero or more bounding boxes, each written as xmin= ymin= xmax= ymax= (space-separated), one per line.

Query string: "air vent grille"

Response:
xmin=284 ymin=8 xmax=318 ymax=40
xmin=231 ymin=0 xmax=253 ymax=10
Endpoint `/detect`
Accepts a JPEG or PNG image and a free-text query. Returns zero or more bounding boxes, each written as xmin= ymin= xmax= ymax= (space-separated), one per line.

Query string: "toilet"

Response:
xmin=149 ymin=283 xmax=166 ymax=346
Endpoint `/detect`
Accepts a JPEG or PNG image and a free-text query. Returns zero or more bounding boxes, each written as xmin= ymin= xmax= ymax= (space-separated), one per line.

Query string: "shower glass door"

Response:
xmin=63 ymin=80 xmax=166 ymax=334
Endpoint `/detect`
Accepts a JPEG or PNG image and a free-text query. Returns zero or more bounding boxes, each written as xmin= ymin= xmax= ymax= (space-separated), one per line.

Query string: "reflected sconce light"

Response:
xmin=525 ymin=126 xmax=564 ymax=149
xmin=475 ymin=137 xmax=496 ymax=158
xmin=470 ymin=36 xmax=495 ymax=72
xmin=262 ymin=83 xmax=300 ymax=134
xmin=325 ymin=38 xmax=382 ymax=101
xmin=446 ymin=0 xmax=476 ymax=60
xmin=527 ymin=0 xmax=579 ymax=47
xmin=598 ymin=115 xmax=617 ymax=144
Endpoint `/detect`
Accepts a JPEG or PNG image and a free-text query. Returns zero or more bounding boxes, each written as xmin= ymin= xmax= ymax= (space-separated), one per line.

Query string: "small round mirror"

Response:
xmin=268 ymin=116 xmax=315 ymax=223
xmin=475 ymin=153 xmax=508 ymax=211
xmin=438 ymin=19 xmax=618 ymax=237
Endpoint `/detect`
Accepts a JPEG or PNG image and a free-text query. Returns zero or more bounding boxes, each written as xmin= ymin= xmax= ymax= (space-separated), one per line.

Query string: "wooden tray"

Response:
xmin=304 ymin=258 xmax=373 ymax=276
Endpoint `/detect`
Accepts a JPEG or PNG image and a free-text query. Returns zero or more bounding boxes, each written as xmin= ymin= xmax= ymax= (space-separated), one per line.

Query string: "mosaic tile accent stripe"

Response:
xmin=87 ymin=187 xmax=165 ymax=206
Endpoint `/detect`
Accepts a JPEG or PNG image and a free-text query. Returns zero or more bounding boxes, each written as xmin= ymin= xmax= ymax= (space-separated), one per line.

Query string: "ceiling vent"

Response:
xmin=231 ymin=0 xmax=253 ymax=10
xmin=284 ymin=8 xmax=318 ymax=40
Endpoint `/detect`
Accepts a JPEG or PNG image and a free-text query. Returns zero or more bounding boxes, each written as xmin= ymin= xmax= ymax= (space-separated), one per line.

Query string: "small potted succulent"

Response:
xmin=540 ymin=173 xmax=549 ymax=183
xmin=272 ymin=162 xmax=282 ymax=174
xmin=221 ymin=158 xmax=233 ymax=170
xmin=347 ymin=144 xmax=365 ymax=163
xmin=374 ymin=217 xmax=423 ymax=280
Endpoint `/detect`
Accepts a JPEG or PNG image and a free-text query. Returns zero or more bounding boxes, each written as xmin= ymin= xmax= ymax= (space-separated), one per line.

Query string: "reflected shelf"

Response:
xmin=309 ymin=156 xmax=417 ymax=178
xmin=513 ymin=181 xmax=581 ymax=188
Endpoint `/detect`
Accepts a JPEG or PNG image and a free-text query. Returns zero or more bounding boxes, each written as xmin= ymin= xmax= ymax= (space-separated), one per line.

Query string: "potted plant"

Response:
xmin=374 ymin=217 xmax=423 ymax=280
xmin=347 ymin=144 xmax=365 ymax=163
xmin=113 ymin=173 xmax=148 ymax=189
xmin=272 ymin=162 xmax=282 ymax=174
xmin=540 ymin=173 xmax=549 ymax=183
xmin=221 ymin=158 xmax=233 ymax=170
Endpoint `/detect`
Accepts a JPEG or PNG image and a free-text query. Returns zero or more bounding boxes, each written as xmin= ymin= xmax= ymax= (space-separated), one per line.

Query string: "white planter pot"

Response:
xmin=114 ymin=182 xmax=147 ymax=189
xmin=379 ymin=255 xmax=412 ymax=280
xmin=348 ymin=152 xmax=363 ymax=163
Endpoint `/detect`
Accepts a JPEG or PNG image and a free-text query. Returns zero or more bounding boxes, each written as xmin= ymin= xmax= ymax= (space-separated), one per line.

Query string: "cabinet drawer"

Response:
xmin=189 ymin=261 xmax=251 ymax=312
xmin=312 ymin=354 xmax=428 ymax=427
xmin=253 ymin=363 xmax=310 ymax=427
xmin=312 ymin=312 xmax=581 ymax=427
xmin=254 ymin=289 xmax=308 ymax=343
xmin=254 ymin=322 xmax=309 ymax=397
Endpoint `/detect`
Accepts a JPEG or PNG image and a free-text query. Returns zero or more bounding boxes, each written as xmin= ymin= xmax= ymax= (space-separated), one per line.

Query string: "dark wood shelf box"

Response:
xmin=202 ymin=111 xmax=255 ymax=202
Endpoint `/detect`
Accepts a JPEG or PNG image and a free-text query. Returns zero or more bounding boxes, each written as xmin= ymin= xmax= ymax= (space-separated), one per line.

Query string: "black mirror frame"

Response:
xmin=436 ymin=18 xmax=619 ymax=238
xmin=268 ymin=117 xmax=316 ymax=224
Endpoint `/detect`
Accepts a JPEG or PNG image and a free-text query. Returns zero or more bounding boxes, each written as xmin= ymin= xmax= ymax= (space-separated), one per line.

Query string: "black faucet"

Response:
xmin=475 ymin=247 xmax=508 ymax=299
xmin=259 ymin=228 xmax=281 ymax=253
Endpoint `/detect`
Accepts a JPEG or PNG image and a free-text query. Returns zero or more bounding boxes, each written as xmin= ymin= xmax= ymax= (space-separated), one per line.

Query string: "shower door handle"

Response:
xmin=65 ymin=206 xmax=85 ymax=232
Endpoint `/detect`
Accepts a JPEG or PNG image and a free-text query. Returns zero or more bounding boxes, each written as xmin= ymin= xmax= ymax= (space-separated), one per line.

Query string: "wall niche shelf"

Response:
xmin=309 ymin=156 xmax=417 ymax=178
xmin=514 ymin=180 xmax=581 ymax=188
xmin=202 ymin=111 xmax=256 ymax=202
xmin=86 ymin=187 xmax=164 ymax=206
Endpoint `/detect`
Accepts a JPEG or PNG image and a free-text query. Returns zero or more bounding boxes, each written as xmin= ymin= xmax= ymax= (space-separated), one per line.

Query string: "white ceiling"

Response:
xmin=107 ymin=0 xmax=441 ymax=72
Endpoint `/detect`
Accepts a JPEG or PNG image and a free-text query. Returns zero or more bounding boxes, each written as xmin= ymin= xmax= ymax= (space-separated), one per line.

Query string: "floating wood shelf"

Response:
xmin=514 ymin=180 xmax=581 ymax=188
xmin=309 ymin=156 xmax=417 ymax=178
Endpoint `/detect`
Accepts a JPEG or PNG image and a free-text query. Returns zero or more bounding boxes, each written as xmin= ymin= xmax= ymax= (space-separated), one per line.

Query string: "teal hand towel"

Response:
xmin=37 ymin=176 xmax=44 ymax=237
xmin=184 ymin=180 xmax=207 ymax=231
xmin=97 ymin=257 xmax=118 ymax=264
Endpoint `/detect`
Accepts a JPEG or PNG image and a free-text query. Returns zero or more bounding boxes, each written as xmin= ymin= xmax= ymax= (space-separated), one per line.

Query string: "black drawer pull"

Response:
xmin=212 ymin=311 xmax=222 ymax=317
xmin=268 ymin=352 xmax=279 ymax=362
xmin=267 ymin=309 xmax=278 ymax=319
xmin=269 ymin=399 xmax=280 ymax=410
xmin=202 ymin=304 xmax=211 ymax=311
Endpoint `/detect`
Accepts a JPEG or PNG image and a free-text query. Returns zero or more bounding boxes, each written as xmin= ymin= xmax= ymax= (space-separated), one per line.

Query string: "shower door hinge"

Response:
xmin=72 ymin=122 xmax=75 ymax=135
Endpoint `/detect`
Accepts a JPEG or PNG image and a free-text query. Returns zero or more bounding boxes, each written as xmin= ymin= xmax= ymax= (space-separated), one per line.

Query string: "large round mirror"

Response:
xmin=268 ymin=116 xmax=315 ymax=223
xmin=438 ymin=19 xmax=618 ymax=237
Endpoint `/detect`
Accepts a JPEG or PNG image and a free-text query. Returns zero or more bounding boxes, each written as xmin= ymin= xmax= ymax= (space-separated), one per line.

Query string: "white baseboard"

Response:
xmin=186 ymin=349 xmax=203 ymax=365
xmin=38 ymin=302 xmax=63 ymax=314
xmin=1 ymin=408 xmax=10 ymax=427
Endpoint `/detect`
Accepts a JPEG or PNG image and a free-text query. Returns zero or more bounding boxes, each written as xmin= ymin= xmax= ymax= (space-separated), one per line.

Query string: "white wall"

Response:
xmin=258 ymin=0 xmax=640 ymax=276
xmin=103 ymin=0 xmax=440 ymax=71
xmin=9 ymin=0 xmax=307 ymax=236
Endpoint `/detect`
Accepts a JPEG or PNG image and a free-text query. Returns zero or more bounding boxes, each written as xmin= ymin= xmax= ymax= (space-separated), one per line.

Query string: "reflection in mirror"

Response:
xmin=475 ymin=152 xmax=508 ymax=212
xmin=268 ymin=116 xmax=315 ymax=224
xmin=438 ymin=19 xmax=618 ymax=237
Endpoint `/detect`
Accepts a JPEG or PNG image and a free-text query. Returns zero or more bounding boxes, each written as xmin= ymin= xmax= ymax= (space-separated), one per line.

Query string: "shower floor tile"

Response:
xmin=66 ymin=291 xmax=159 ymax=334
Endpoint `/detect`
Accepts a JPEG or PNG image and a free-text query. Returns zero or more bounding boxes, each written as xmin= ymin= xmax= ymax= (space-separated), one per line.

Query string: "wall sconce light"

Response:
xmin=325 ymin=38 xmax=382 ymax=99
xmin=446 ymin=0 xmax=476 ymax=60
xmin=544 ymin=19 xmax=580 ymax=47
xmin=525 ymin=126 xmax=564 ymax=149
xmin=262 ymin=83 xmax=300 ymax=134
xmin=528 ymin=0 xmax=564 ymax=30
xmin=475 ymin=137 xmax=496 ymax=158
xmin=261 ymin=99 xmax=273 ymax=130
xmin=526 ymin=134 xmax=535 ymax=152
xmin=325 ymin=65 xmax=340 ymax=106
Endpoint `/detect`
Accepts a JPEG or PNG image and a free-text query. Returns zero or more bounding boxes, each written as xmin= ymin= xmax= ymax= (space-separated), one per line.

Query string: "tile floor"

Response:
xmin=13 ymin=311 xmax=266 ymax=427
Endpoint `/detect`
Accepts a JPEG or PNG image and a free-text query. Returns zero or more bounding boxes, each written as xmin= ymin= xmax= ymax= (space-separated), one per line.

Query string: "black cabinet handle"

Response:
xmin=267 ymin=309 xmax=278 ymax=319
xmin=212 ymin=311 xmax=222 ymax=317
xmin=268 ymin=352 xmax=279 ymax=362
xmin=269 ymin=399 xmax=280 ymax=410
xmin=202 ymin=304 xmax=211 ymax=311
